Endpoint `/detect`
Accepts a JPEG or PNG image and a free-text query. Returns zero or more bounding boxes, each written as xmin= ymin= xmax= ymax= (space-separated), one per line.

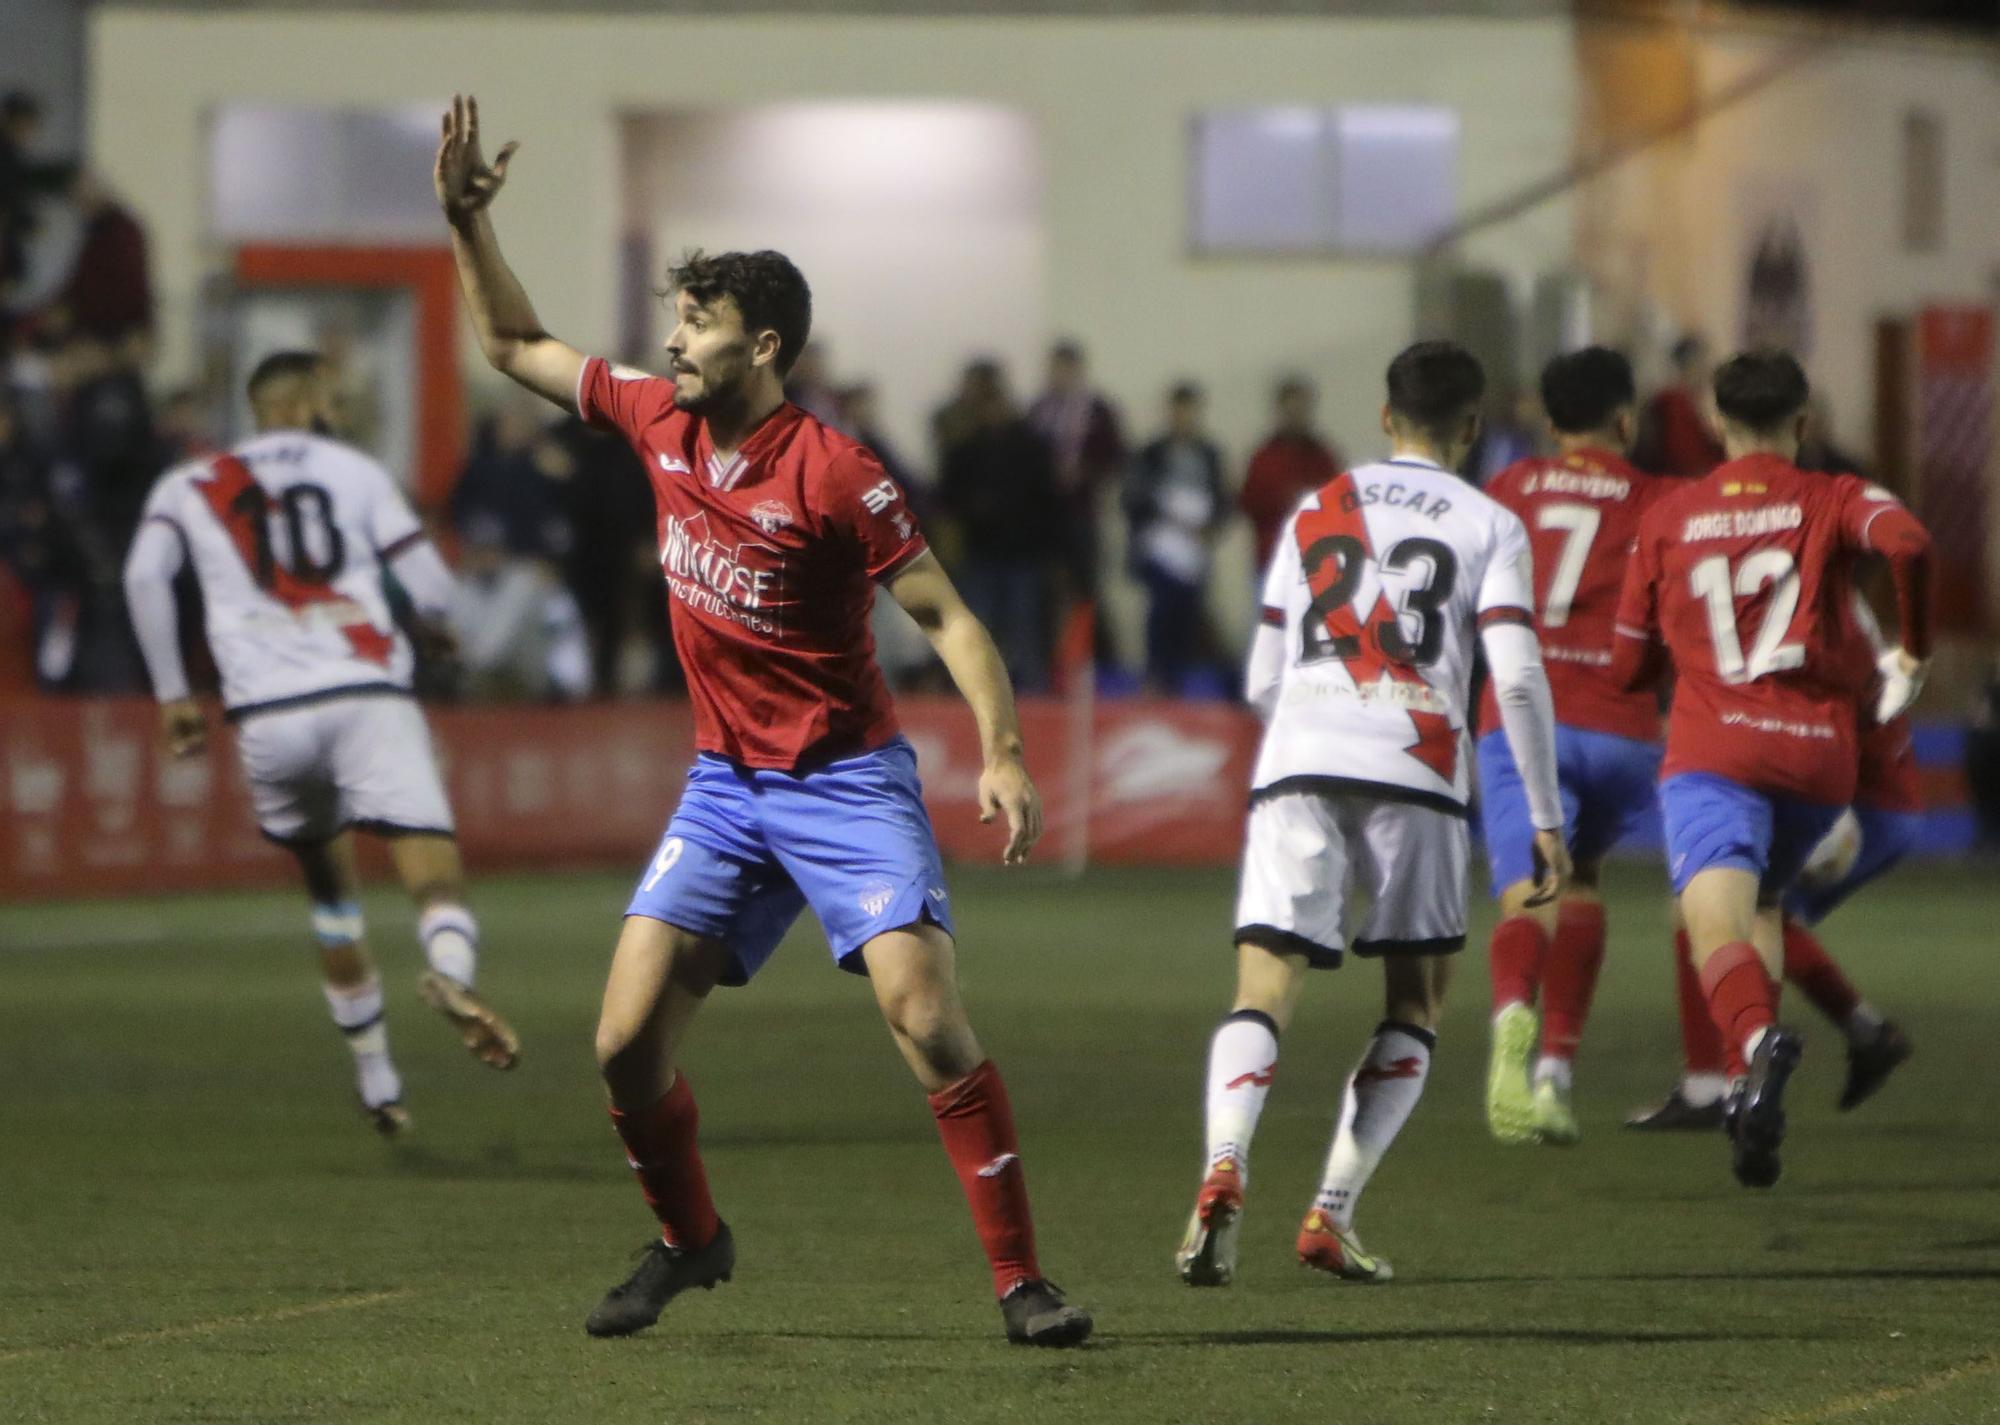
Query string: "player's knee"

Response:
xmin=878 ymin=979 xmax=965 ymax=1054
xmin=594 ymin=1013 xmax=647 ymax=1078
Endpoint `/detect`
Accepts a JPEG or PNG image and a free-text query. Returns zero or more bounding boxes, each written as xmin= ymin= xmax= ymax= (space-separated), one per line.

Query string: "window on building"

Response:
xmin=1902 ymin=109 xmax=1944 ymax=254
xmin=1188 ymin=105 xmax=1458 ymax=256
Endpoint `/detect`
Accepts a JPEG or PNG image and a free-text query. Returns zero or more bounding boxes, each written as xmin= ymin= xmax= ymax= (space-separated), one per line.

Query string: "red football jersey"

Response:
xmin=577 ymin=357 xmax=927 ymax=769
xmin=1475 ymin=447 xmax=1666 ymax=744
xmin=1613 ymin=454 xmax=1922 ymax=807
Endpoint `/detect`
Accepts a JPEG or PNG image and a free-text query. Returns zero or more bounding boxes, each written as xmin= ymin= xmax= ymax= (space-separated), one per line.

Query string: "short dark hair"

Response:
xmin=247 ymin=350 xmax=324 ymax=404
xmin=1050 ymin=340 xmax=1085 ymax=365
xmin=1276 ymin=375 xmax=1313 ymax=403
xmin=2 ymin=91 xmax=41 ymax=123
xmin=1170 ymin=381 xmax=1204 ymax=406
xmin=1670 ymin=334 xmax=1707 ymax=368
xmin=665 ymin=248 xmax=812 ymax=377
xmin=1713 ymin=349 xmax=1809 ymax=433
xmin=1385 ymin=340 xmax=1485 ymax=441
xmin=1540 ymin=346 xmax=1636 ymax=435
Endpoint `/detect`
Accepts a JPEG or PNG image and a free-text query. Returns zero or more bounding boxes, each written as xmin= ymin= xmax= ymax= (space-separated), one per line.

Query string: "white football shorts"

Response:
xmin=232 ymin=693 xmax=455 ymax=845
xmin=1233 ymin=789 xmax=1469 ymax=967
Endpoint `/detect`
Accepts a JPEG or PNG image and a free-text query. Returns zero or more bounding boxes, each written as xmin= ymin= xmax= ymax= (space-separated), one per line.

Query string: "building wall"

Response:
xmin=88 ymin=10 xmax=1577 ymax=468
xmin=1577 ymin=23 xmax=2000 ymax=463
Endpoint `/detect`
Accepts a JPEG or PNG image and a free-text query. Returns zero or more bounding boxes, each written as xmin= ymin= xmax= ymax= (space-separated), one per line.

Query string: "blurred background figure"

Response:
xmin=935 ymin=360 xmax=1062 ymax=692
xmin=448 ymin=512 xmax=593 ymax=703
xmin=1472 ymin=383 xmax=1543 ymax=485
xmin=1238 ymin=375 xmax=1340 ymax=576
xmin=1635 ymin=334 xmax=1723 ymax=476
xmin=546 ymin=407 xmax=672 ymax=697
xmin=931 ymin=357 xmax=1004 ymax=465
xmin=1027 ymin=339 xmax=1125 ymax=604
xmin=839 ymin=380 xmax=921 ymax=504
xmin=1125 ymin=381 xmax=1226 ymax=693
xmin=783 ymin=340 xmax=842 ymax=427
xmin=450 ymin=393 xmax=575 ymax=567
xmin=47 ymin=172 xmax=153 ymax=368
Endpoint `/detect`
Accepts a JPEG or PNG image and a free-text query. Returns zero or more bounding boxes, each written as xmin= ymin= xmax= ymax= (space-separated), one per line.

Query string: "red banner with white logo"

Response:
xmin=0 ymin=695 xmax=1262 ymax=900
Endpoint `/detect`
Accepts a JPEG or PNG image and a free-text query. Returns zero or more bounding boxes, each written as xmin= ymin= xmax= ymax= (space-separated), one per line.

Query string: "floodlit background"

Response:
xmin=3 ymin=5 xmax=2000 ymax=1421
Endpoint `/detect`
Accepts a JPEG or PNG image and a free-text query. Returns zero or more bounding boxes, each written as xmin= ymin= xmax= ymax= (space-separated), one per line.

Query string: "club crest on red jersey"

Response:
xmin=750 ymin=500 xmax=795 ymax=534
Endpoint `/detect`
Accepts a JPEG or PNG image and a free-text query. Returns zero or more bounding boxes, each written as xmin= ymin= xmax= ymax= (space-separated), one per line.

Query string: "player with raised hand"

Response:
xmin=1177 ymin=342 xmax=1570 ymax=1288
xmin=1610 ymin=349 xmax=1933 ymax=1188
xmin=435 ymin=94 xmax=1089 ymax=1347
xmin=1474 ymin=347 xmax=1669 ymax=1147
xmin=122 ymin=352 xmax=520 ymax=1137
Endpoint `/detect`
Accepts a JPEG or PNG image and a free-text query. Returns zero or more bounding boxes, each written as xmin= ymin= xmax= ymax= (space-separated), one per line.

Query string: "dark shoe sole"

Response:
xmin=1733 ymin=1033 xmax=1802 ymax=1189
xmin=1839 ymin=1029 xmax=1912 ymax=1112
xmin=584 ymin=1228 xmax=736 ymax=1338
xmin=1008 ymin=1308 xmax=1094 ymax=1348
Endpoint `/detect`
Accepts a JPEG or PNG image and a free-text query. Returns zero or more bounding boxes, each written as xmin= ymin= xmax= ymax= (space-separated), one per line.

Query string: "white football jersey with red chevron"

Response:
xmin=137 ymin=432 xmax=425 ymax=714
xmin=1246 ymin=457 xmax=1535 ymax=810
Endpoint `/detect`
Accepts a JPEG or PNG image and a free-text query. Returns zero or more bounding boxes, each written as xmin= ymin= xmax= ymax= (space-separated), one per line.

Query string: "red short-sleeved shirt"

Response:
xmin=576 ymin=357 xmax=927 ymax=769
xmin=1475 ymin=448 xmax=1667 ymax=745
xmin=1614 ymin=455 xmax=1913 ymax=807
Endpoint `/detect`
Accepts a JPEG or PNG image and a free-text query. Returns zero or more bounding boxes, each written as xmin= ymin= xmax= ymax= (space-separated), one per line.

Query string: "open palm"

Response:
xmin=434 ymin=92 xmax=517 ymax=221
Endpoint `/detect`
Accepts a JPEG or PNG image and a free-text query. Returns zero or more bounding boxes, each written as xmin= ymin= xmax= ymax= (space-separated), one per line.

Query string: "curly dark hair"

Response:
xmin=1539 ymin=346 xmax=1635 ymax=435
xmin=664 ymin=249 xmax=813 ymax=377
xmin=1713 ymin=349 xmax=1809 ymax=434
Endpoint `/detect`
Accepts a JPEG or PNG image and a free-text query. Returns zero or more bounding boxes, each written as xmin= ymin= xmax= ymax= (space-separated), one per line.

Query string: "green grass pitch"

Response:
xmin=3 ymin=861 xmax=1997 ymax=1424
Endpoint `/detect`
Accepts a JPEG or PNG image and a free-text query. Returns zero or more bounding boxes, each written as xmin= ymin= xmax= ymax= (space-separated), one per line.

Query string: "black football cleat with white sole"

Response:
xmin=584 ymin=1222 xmax=735 ymax=1338
xmin=1000 ymin=1278 xmax=1093 ymax=1347
xmin=1839 ymin=1020 xmax=1912 ymax=1111
xmin=1728 ymin=1027 xmax=1802 ymax=1189
xmin=1625 ymin=1085 xmax=1726 ymax=1132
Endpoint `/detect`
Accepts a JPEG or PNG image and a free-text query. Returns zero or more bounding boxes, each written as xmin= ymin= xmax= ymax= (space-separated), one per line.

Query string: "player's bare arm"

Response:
xmin=886 ymin=551 xmax=1043 ymax=865
xmin=435 ymin=93 xmax=586 ymax=409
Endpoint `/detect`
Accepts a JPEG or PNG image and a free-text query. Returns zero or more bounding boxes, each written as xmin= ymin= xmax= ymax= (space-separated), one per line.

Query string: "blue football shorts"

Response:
xmin=1781 ymin=804 xmax=1925 ymax=927
xmin=1477 ymin=725 xmax=1662 ymax=896
xmin=1659 ymin=771 xmax=1844 ymax=900
xmin=626 ymin=736 xmax=955 ymax=986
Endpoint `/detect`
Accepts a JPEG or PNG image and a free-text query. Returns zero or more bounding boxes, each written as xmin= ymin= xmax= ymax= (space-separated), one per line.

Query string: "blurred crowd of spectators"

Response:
xmin=1 ymin=82 xmax=1883 ymax=707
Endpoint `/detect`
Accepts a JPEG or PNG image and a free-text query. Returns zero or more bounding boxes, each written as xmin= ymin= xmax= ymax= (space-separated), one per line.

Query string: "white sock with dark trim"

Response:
xmin=1313 ymin=1020 xmax=1435 ymax=1229
xmin=1203 ymin=1010 xmax=1280 ymax=1182
xmin=419 ymin=904 xmax=479 ymax=989
xmin=324 ymin=976 xmax=401 ymax=1109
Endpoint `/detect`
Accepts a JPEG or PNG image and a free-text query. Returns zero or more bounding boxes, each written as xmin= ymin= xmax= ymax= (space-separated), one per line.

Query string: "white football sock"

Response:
xmin=1744 ymin=1024 xmax=1770 ymax=1063
xmin=1844 ymin=1001 xmax=1885 ymax=1045
xmin=324 ymin=977 xmax=402 ymax=1110
xmin=1203 ymin=1011 xmax=1280 ymax=1181
xmin=419 ymin=904 xmax=479 ymax=989
xmin=1534 ymin=1055 xmax=1573 ymax=1092
xmin=1313 ymin=1020 xmax=1435 ymax=1230
xmin=1680 ymin=1072 xmax=1728 ymax=1107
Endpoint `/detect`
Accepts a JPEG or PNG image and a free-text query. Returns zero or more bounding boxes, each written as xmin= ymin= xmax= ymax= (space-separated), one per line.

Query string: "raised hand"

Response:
xmin=434 ymin=93 xmax=518 ymax=223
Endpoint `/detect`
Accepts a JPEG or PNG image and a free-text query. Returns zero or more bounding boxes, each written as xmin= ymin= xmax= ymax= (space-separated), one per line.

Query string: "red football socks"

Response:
xmin=1488 ymin=915 xmax=1551 ymax=1011
xmin=1781 ymin=919 xmax=1861 ymax=1024
xmin=1674 ymin=928 xmax=1729 ymax=1076
xmin=608 ymin=1073 xmax=721 ymax=1251
xmin=928 ymin=1059 xmax=1041 ymax=1298
xmin=1540 ymin=899 xmax=1607 ymax=1062
xmin=1698 ymin=941 xmax=1778 ymax=1074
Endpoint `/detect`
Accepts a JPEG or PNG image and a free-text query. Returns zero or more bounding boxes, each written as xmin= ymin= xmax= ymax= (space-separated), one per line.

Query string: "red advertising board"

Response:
xmin=1 ymin=696 xmax=1262 ymax=900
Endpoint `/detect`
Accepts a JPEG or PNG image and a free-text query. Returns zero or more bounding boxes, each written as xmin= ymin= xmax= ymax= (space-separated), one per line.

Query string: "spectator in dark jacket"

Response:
xmin=936 ymin=369 xmax=1064 ymax=691
xmin=1239 ymin=376 xmax=1340 ymax=573
xmin=1126 ymin=382 xmax=1227 ymax=692
xmin=1027 ymin=340 xmax=1125 ymax=597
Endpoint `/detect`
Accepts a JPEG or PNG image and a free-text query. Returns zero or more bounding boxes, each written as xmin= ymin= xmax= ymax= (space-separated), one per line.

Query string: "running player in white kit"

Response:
xmin=122 ymin=352 xmax=520 ymax=1135
xmin=1177 ymin=342 xmax=1571 ymax=1286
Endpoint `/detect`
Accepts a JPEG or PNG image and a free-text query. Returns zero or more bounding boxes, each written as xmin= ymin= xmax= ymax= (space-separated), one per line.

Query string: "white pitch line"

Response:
xmin=1756 ymin=1351 xmax=2000 ymax=1424
xmin=0 ymin=1288 xmax=411 ymax=1364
